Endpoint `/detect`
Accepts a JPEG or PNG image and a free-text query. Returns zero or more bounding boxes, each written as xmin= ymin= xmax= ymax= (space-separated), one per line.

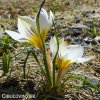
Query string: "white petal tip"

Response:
xmin=5 ymin=30 xmax=25 ymax=42
xmin=50 ymin=10 xmax=54 ymax=20
xmin=76 ymin=56 xmax=95 ymax=63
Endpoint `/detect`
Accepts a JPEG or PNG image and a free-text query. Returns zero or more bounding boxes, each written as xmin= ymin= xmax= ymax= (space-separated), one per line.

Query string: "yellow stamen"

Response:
xmin=27 ymin=29 xmax=47 ymax=51
xmin=56 ymin=58 xmax=72 ymax=84
xmin=57 ymin=58 xmax=72 ymax=69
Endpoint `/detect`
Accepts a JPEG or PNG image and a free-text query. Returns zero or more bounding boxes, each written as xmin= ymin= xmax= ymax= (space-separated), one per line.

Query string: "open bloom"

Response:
xmin=50 ymin=36 xmax=94 ymax=84
xmin=5 ymin=8 xmax=54 ymax=50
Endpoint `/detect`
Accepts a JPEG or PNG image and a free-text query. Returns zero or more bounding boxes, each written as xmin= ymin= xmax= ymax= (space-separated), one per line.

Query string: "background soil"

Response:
xmin=0 ymin=0 xmax=100 ymax=99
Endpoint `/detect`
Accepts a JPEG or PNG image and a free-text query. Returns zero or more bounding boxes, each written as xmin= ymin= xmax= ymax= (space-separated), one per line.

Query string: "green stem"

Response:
xmin=52 ymin=20 xmax=59 ymax=88
xmin=31 ymin=50 xmax=46 ymax=78
xmin=23 ymin=51 xmax=30 ymax=79
xmin=36 ymin=0 xmax=52 ymax=87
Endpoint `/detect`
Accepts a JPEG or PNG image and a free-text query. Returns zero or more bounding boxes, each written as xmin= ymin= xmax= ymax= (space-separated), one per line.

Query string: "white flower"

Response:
xmin=5 ymin=8 xmax=54 ymax=50
xmin=38 ymin=8 xmax=54 ymax=32
xmin=50 ymin=36 xmax=94 ymax=84
xmin=50 ymin=36 xmax=94 ymax=69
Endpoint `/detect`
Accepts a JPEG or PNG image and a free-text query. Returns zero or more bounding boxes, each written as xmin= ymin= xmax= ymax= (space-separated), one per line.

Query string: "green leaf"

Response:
xmin=72 ymin=74 xmax=100 ymax=92
xmin=31 ymin=50 xmax=46 ymax=76
xmin=52 ymin=19 xmax=59 ymax=88
xmin=2 ymin=52 xmax=10 ymax=74
xmin=36 ymin=0 xmax=52 ymax=87
xmin=23 ymin=51 xmax=31 ymax=79
xmin=36 ymin=0 xmax=45 ymax=34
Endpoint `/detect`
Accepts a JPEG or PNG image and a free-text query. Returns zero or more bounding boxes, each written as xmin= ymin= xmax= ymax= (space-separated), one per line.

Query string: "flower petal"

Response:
xmin=48 ymin=10 xmax=54 ymax=28
xmin=76 ymin=56 xmax=94 ymax=63
xmin=50 ymin=36 xmax=67 ymax=57
xmin=50 ymin=10 xmax=54 ymax=20
xmin=64 ymin=45 xmax=84 ymax=61
xmin=50 ymin=36 xmax=57 ymax=55
xmin=58 ymin=38 xmax=67 ymax=57
xmin=39 ymin=8 xmax=49 ymax=31
xmin=5 ymin=30 xmax=25 ymax=42
xmin=18 ymin=16 xmax=36 ymax=37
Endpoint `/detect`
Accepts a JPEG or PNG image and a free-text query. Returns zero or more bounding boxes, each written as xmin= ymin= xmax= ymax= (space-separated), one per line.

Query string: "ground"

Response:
xmin=0 ymin=0 xmax=100 ymax=99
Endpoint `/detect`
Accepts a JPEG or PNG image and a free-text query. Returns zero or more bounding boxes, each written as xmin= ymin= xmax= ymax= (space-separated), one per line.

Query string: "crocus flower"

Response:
xmin=5 ymin=8 xmax=54 ymax=50
xmin=50 ymin=36 xmax=94 ymax=84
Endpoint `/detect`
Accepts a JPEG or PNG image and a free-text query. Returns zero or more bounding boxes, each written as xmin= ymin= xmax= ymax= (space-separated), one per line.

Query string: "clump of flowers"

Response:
xmin=5 ymin=0 xmax=94 ymax=94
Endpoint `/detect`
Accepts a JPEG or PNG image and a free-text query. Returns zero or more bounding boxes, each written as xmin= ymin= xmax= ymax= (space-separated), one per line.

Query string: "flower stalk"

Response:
xmin=52 ymin=20 xmax=59 ymax=88
xmin=36 ymin=0 xmax=52 ymax=87
xmin=23 ymin=51 xmax=30 ymax=79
